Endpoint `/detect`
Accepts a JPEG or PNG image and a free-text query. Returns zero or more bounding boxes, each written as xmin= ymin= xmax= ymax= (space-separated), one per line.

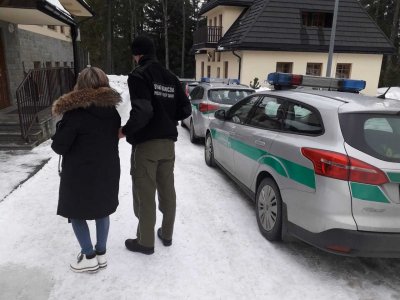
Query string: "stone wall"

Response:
xmin=0 ymin=21 xmax=24 ymax=105
xmin=0 ymin=22 xmax=73 ymax=106
xmin=18 ymin=28 xmax=73 ymax=71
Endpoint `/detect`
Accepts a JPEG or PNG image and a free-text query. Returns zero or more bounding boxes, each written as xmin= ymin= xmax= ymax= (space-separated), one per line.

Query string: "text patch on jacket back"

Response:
xmin=154 ymin=83 xmax=175 ymax=99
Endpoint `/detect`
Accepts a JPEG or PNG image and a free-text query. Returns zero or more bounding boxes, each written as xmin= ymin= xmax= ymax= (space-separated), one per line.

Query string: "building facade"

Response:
xmin=193 ymin=0 xmax=394 ymax=96
xmin=0 ymin=0 xmax=93 ymax=149
xmin=0 ymin=0 xmax=93 ymax=109
xmin=0 ymin=23 xmax=74 ymax=108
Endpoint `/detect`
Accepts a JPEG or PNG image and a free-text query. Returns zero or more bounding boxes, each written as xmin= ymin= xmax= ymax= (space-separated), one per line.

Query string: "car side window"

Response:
xmin=284 ymin=102 xmax=323 ymax=135
xmin=227 ymin=96 xmax=260 ymax=124
xmin=248 ymin=97 xmax=285 ymax=130
xmin=190 ymin=87 xmax=204 ymax=100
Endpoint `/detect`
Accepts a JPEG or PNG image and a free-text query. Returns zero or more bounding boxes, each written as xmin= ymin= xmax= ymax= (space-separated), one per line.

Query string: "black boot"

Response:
xmin=157 ymin=228 xmax=172 ymax=246
xmin=125 ymin=239 xmax=154 ymax=255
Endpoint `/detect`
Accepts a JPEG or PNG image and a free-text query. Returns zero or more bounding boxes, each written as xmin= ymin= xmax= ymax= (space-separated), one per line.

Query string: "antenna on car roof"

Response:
xmin=377 ymin=87 xmax=391 ymax=99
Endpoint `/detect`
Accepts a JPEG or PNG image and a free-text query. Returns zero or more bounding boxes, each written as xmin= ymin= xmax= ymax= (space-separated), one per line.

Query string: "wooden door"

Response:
xmin=0 ymin=34 xmax=10 ymax=109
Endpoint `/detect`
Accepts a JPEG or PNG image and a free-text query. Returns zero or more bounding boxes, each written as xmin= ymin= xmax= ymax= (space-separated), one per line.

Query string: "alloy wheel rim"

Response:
xmin=257 ymin=185 xmax=278 ymax=231
xmin=205 ymin=136 xmax=212 ymax=162
xmin=190 ymin=122 xmax=194 ymax=139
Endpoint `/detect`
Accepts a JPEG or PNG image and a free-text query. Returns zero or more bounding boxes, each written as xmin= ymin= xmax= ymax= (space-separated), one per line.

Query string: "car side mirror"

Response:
xmin=214 ymin=109 xmax=226 ymax=120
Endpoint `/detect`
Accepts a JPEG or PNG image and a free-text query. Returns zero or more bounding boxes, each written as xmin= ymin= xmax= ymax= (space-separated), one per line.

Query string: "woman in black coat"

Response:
xmin=51 ymin=67 xmax=121 ymax=273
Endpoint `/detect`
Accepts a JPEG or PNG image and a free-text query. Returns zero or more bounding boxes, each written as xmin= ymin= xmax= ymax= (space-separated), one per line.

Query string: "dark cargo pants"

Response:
xmin=131 ymin=139 xmax=176 ymax=247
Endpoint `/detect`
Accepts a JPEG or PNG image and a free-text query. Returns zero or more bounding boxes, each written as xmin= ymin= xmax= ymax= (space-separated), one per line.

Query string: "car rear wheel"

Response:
xmin=205 ymin=133 xmax=215 ymax=167
xmin=255 ymin=178 xmax=282 ymax=241
xmin=189 ymin=120 xmax=198 ymax=143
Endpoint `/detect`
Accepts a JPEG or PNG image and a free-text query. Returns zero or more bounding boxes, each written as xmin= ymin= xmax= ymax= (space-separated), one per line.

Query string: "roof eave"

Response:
xmin=218 ymin=42 xmax=396 ymax=55
xmin=59 ymin=0 xmax=95 ymax=18
xmin=38 ymin=1 xmax=76 ymax=26
xmin=199 ymin=1 xmax=252 ymax=15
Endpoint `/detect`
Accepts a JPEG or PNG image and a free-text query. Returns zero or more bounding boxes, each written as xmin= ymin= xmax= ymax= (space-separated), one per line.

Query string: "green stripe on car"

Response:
xmin=211 ymin=129 xmax=316 ymax=189
xmin=387 ymin=172 xmax=400 ymax=183
xmin=211 ymin=128 xmax=391 ymax=203
xmin=350 ymin=182 xmax=390 ymax=203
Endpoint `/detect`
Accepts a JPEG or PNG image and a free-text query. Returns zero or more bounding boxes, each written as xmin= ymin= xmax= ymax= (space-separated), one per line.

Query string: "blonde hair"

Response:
xmin=74 ymin=67 xmax=110 ymax=90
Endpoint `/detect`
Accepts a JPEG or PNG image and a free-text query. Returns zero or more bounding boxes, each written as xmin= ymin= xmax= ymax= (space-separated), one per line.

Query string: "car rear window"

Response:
xmin=340 ymin=113 xmax=400 ymax=162
xmin=208 ymin=89 xmax=254 ymax=105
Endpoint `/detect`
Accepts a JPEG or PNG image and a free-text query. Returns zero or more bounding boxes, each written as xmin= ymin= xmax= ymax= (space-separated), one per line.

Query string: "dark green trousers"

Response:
xmin=131 ymin=139 xmax=176 ymax=247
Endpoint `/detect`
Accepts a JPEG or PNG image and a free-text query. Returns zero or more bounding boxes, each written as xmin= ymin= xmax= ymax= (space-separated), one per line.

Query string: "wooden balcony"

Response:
xmin=193 ymin=26 xmax=222 ymax=49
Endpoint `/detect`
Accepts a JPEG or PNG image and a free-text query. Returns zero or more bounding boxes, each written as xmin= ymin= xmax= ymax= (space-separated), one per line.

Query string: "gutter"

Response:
xmin=37 ymin=1 xmax=75 ymax=26
xmin=75 ymin=0 xmax=95 ymax=16
xmin=232 ymin=50 xmax=241 ymax=82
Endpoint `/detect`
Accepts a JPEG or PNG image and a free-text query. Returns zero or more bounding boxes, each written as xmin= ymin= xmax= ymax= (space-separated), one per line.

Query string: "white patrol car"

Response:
xmin=205 ymin=72 xmax=400 ymax=257
xmin=182 ymin=78 xmax=254 ymax=143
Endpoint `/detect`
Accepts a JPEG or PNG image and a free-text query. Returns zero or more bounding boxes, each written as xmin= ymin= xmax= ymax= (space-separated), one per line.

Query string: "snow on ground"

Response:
xmin=0 ymin=142 xmax=53 ymax=201
xmin=1 ymin=77 xmax=400 ymax=299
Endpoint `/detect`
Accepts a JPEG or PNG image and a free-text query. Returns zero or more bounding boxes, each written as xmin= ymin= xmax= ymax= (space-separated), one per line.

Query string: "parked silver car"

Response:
xmin=179 ymin=78 xmax=199 ymax=97
xmin=182 ymin=79 xmax=254 ymax=143
xmin=205 ymin=73 xmax=400 ymax=257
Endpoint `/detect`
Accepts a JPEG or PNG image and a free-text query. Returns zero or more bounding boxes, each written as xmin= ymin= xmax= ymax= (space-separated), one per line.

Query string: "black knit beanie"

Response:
xmin=131 ymin=35 xmax=155 ymax=56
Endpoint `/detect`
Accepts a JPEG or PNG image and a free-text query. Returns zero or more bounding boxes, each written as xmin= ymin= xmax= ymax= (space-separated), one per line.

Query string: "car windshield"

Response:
xmin=208 ymin=89 xmax=254 ymax=105
xmin=340 ymin=113 xmax=400 ymax=162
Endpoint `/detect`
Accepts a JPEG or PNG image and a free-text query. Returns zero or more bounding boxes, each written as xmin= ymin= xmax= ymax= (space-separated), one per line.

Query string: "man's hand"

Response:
xmin=118 ymin=127 xmax=126 ymax=139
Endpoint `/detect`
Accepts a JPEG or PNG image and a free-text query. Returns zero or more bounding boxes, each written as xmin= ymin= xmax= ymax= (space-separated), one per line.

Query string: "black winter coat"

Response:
xmin=121 ymin=55 xmax=192 ymax=145
xmin=51 ymin=87 xmax=121 ymax=220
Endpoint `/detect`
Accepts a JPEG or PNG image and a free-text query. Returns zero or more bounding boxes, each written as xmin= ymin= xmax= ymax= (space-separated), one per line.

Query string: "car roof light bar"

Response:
xmin=200 ymin=77 xmax=240 ymax=85
xmin=266 ymin=72 xmax=366 ymax=92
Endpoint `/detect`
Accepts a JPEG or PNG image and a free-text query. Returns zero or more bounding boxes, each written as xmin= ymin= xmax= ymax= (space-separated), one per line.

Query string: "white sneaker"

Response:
xmin=70 ymin=253 xmax=99 ymax=273
xmin=97 ymin=254 xmax=107 ymax=269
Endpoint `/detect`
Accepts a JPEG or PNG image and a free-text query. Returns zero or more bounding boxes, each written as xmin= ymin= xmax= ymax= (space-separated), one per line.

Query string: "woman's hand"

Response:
xmin=118 ymin=127 xmax=126 ymax=139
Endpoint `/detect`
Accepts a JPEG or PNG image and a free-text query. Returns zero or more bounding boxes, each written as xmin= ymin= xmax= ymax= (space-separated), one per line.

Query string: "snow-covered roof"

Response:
xmin=46 ymin=0 xmax=70 ymax=15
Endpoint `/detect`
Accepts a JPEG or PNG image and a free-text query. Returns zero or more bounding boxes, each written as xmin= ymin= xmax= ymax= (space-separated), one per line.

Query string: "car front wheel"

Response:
xmin=205 ymin=133 xmax=215 ymax=167
xmin=189 ymin=120 xmax=198 ymax=143
xmin=255 ymin=178 xmax=282 ymax=241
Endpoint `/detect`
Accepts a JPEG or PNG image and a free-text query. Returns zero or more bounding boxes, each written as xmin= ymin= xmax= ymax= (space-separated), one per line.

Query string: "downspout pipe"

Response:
xmin=70 ymin=15 xmax=96 ymax=80
xmin=71 ymin=25 xmax=79 ymax=80
xmin=232 ymin=50 xmax=241 ymax=82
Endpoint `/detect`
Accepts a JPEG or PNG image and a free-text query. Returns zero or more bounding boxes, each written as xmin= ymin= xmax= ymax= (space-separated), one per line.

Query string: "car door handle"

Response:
xmin=255 ymin=140 xmax=266 ymax=146
xmin=229 ymin=132 xmax=236 ymax=136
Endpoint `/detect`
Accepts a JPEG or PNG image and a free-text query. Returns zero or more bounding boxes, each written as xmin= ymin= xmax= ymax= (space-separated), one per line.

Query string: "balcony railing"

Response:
xmin=16 ymin=67 xmax=75 ymax=141
xmin=193 ymin=26 xmax=222 ymax=46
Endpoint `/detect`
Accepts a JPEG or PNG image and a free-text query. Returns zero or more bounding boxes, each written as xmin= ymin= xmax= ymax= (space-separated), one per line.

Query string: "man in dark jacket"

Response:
xmin=119 ymin=35 xmax=191 ymax=254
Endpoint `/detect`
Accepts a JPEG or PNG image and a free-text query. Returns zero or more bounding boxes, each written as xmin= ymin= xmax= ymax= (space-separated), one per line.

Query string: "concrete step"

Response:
xmin=0 ymin=139 xmax=39 ymax=150
xmin=0 ymin=130 xmax=43 ymax=142
xmin=0 ymin=107 xmax=54 ymax=150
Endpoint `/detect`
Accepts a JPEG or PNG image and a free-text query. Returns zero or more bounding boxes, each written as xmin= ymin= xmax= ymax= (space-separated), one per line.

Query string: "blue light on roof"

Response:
xmin=267 ymin=72 xmax=292 ymax=86
xmin=338 ymin=79 xmax=366 ymax=93
xmin=266 ymin=72 xmax=366 ymax=92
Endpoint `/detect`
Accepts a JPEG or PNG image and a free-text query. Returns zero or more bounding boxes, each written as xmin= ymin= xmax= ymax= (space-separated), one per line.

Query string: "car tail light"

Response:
xmin=199 ymin=103 xmax=220 ymax=113
xmin=185 ymin=84 xmax=189 ymax=97
xmin=301 ymin=148 xmax=388 ymax=185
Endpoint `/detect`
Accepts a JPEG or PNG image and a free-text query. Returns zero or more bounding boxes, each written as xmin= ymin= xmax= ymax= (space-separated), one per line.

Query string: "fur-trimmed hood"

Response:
xmin=52 ymin=87 xmax=121 ymax=116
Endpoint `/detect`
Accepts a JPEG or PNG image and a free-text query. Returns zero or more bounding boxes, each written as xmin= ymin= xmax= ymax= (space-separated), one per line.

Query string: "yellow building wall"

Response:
xmin=195 ymin=52 xmax=240 ymax=81
xmin=195 ymin=51 xmax=383 ymax=96
xmin=240 ymin=51 xmax=382 ymax=96
xmin=203 ymin=6 xmax=244 ymax=35
xmin=18 ymin=25 xmax=71 ymax=42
